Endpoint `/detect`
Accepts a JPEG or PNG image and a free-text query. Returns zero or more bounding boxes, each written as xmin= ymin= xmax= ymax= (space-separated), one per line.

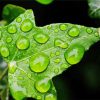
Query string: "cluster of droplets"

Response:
xmin=5 ymin=15 xmax=99 ymax=100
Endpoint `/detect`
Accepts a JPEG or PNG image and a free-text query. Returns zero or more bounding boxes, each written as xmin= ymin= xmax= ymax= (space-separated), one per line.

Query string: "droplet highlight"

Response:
xmin=8 ymin=61 xmax=17 ymax=74
xmin=21 ymin=19 xmax=33 ymax=32
xmin=16 ymin=37 xmax=30 ymax=50
xmin=35 ymin=79 xmax=51 ymax=93
xmin=64 ymin=44 xmax=85 ymax=65
xmin=34 ymin=33 xmax=49 ymax=44
xmin=29 ymin=53 xmax=50 ymax=73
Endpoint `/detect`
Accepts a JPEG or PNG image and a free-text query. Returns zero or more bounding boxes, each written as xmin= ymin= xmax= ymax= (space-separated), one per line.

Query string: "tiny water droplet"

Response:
xmin=47 ymin=25 xmax=52 ymax=30
xmin=36 ymin=95 xmax=42 ymax=100
xmin=6 ymin=37 xmax=12 ymax=43
xmin=55 ymin=51 xmax=60 ymax=56
xmin=21 ymin=19 xmax=33 ymax=32
xmin=34 ymin=33 xmax=49 ymax=44
xmin=35 ymin=79 xmax=51 ymax=93
xmin=95 ymin=32 xmax=99 ymax=37
xmin=64 ymin=44 xmax=85 ymax=65
xmin=0 ymin=46 xmax=9 ymax=57
xmin=50 ymin=52 xmax=55 ymax=57
xmin=61 ymin=63 xmax=69 ymax=70
xmin=8 ymin=61 xmax=17 ymax=74
xmin=54 ymin=68 xmax=59 ymax=74
xmin=29 ymin=53 xmax=50 ymax=73
xmin=7 ymin=25 xmax=17 ymax=34
xmin=86 ymin=28 xmax=93 ymax=34
xmin=16 ymin=37 xmax=30 ymax=50
xmin=16 ymin=17 xmax=22 ymax=23
xmin=59 ymin=24 xmax=67 ymax=31
xmin=45 ymin=93 xmax=57 ymax=100
xmin=28 ymin=74 xmax=31 ymax=78
xmin=68 ymin=27 xmax=80 ymax=37
xmin=54 ymin=39 xmax=68 ymax=49
xmin=54 ymin=29 xmax=59 ymax=33
xmin=54 ymin=58 xmax=60 ymax=63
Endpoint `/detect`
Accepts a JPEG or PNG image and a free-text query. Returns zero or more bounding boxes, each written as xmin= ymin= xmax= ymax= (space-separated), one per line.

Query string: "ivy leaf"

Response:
xmin=88 ymin=0 xmax=100 ymax=19
xmin=0 ymin=5 xmax=100 ymax=100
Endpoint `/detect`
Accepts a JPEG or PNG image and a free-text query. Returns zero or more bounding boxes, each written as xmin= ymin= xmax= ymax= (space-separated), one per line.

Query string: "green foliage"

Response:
xmin=0 ymin=4 xmax=100 ymax=100
xmin=88 ymin=0 xmax=100 ymax=18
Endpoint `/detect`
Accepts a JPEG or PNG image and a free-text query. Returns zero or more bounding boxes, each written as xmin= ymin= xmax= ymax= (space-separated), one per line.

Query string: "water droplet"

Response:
xmin=54 ymin=39 xmax=68 ymax=49
xmin=59 ymin=24 xmax=67 ymax=31
xmin=68 ymin=27 xmax=80 ymax=37
xmin=54 ymin=68 xmax=59 ymax=74
xmin=35 ymin=79 xmax=51 ymax=93
xmin=0 ymin=46 xmax=9 ymax=57
xmin=36 ymin=95 xmax=42 ymax=100
xmin=7 ymin=25 xmax=17 ymax=34
xmin=21 ymin=19 xmax=33 ymax=32
xmin=16 ymin=37 xmax=30 ymax=50
xmin=50 ymin=53 xmax=55 ymax=57
xmin=34 ymin=33 xmax=49 ymax=44
xmin=86 ymin=28 xmax=93 ymax=34
xmin=47 ymin=25 xmax=52 ymax=30
xmin=55 ymin=51 xmax=60 ymax=56
xmin=64 ymin=44 xmax=85 ymax=65
xmin=54 ymin=29 xmax=59 ymax=33
xmin=54 ymin=58 xmax=60 ymax=63
xmin=8 ymin=61 xmax=17 ymax=74
xmin=29 ymin=53 xmax=50 ymax=73
xmin=6 ymin=37 xmax=12 ymax=43
xmin=28 ymin=74 xmax=31 ymax=78
xmin=95 ymin=32 xmax=99 ymax=37
xmin=16 ymin=17 xmax=22 ymax=23
xmin=61 ymin=63 xmax=69 ymax=70
xmin=45 ymin=93 xmax=57 ymax=100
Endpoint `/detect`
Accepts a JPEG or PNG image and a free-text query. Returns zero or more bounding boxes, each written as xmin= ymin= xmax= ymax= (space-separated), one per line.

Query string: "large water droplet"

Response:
xmin=7 ymin=25 xmax=17 ymax=34
xmin=35 ymin=79 xmax=51 ymax=93
xmin=59 ymin=24 xmax=67 ymax=31
xmin=29 ymin=53 xmax=50 ymax=73
xmin=45 ymin=93 xmax=57 ymax=100
xmin=8 ymin=61 xmax=17 ymax=74
xmin=64 ymin=44 xmax=85 ymax=65
xmin=20 ymin=19 xmax=33 ymax=32
xmin=68 ymin=27 xmax=80 ymax=37
xmin=34 ymin=33 xmax=49 ymax=44
xmin=16 ymin=37 xmax=30 ymax=50
xmin=0 ymin=46 xmax=9 ymax=57
xmin=54 ymin=39 xmax=68 ymax=49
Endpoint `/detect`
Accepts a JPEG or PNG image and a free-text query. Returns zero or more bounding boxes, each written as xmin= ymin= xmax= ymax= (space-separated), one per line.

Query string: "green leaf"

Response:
xmin=0 ymin=5 xmax=100 ymax=100
xmin=88 ymin=0 xmax=100 ymax=18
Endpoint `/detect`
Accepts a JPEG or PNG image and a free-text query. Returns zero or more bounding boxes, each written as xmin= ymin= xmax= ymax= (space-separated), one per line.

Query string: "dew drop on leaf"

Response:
xmin=54 ymin=68 xmax=59 ymax=74
xmin=7 ymin=25 xmax=17 ymax=34
xmin=8 ymin=61 xmax=17 ymax=74
xmin=16 ymin=37 xmax=30 ymax=50
xmin=29 ymin=53 xmax=50 ymax=73
xmin=54 ymin=58 xmax=60 ymax=63
xmin=16 ymin=17 xmax=22 ymax=23
xmin=64 ymin=44 xmax=85 ymax=65
xmin=45 ymin=93 xmax=57 ymax=100
xmin=68 ymin=27 xmax=80 ymax=37
xmin=34 ymin=33 xmax=49 ymax=44
xmin=35 ymin=79 xmax=51 ymax=93
xmin=54 ymin=39 xmax=68 ymax=49
xmin=6 ymin=37 xmax=12 ymax=43
xmin=55 ymin=51 xmax=60 ymax=56
xmin=86 ymin=28 xmax=93 ymax=34
xmin=0 ymin=46 xmax=9 ymax=57
xmin=20 ymin=19 xmax=33 ymax=32
xmin=59 ymin=24 xmax=67 ymax=31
